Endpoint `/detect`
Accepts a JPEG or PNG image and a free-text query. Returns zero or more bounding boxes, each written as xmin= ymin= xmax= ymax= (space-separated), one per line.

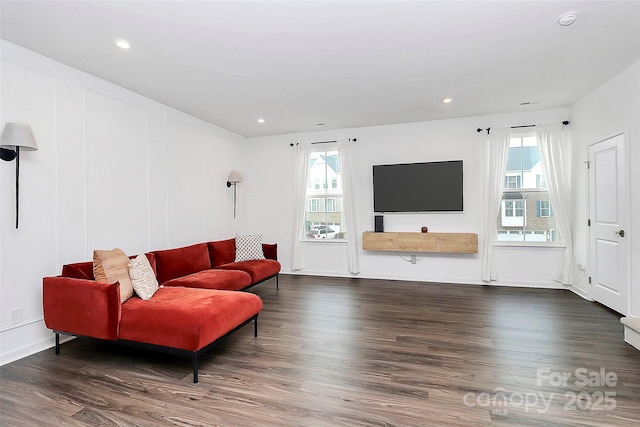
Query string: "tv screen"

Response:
xmin=373 ymin=160 xmax=463 ymax=212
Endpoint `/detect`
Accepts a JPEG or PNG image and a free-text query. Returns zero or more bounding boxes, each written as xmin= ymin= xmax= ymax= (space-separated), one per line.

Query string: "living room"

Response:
xmin=1 ymin=1 xmax=639 ymax=425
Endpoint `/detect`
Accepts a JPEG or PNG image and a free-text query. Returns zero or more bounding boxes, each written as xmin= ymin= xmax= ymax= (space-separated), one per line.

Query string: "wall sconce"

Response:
xmin=226 ymin=170 xmax=243 ymax=219
xmin=1 ymin=122 xmax=38 ymax=229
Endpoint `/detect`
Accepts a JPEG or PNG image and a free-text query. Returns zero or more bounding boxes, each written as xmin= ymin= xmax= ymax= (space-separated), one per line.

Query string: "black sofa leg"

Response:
xmin=193 ymin=354 xmax=199 ymax=383
xmin=254 ymin=316 xmax=258 ymax=337
xmin=55 ymin=333 xmax=60 ymax=355
xmin=276 ymin=274 xmax=279 ymax=289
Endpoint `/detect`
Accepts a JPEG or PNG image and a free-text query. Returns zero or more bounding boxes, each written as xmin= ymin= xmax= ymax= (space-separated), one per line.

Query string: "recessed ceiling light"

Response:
xmin=442 ymin=97 xmax=453 ymax=104
xmin=558 ymin=11 xmax=577 ymax=26
xmin=115 ymin=39 xmax=132 ymax=50
xmin=257 ymin=118 xmax=265 ymax=124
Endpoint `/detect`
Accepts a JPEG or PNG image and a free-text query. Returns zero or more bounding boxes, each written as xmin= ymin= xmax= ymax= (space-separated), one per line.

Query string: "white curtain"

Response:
xmin=481 ymin=128 xmax=511 ymax=282
xmin=537 ymin=123 xmax=573 ymax=285
xmin=292 ymin=143 xmax=310 ymax=271
xmin=338 ymin=139 xmax=360 ymax=274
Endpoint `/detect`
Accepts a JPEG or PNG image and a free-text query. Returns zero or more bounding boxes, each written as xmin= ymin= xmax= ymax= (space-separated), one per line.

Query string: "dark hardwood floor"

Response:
xmin=2 ymin=275 xmax=639 ymax=426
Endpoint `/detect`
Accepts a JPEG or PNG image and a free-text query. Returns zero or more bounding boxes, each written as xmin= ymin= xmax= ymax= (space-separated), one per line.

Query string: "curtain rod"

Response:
xmin=289 ymin=138 xmax=357 ymax=147
xmin=476 ymin=120 xmax=569 ymax=134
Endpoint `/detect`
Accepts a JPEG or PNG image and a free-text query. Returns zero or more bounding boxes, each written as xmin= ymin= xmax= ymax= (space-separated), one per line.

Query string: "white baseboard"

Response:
xmin=281 ymin=269 xmax=482 ymax=285
xmin=1 ymin=336 xmax=53 ymax=366
xmin=0 ymin=333 xmax=74 ymax=366
xmin=567 ymin=284 xmax=592 ymax=301
xmin=487 ymin=280 xmax=564 ymax=289
xmin=280 ymin=270 xmax=567 ymax=289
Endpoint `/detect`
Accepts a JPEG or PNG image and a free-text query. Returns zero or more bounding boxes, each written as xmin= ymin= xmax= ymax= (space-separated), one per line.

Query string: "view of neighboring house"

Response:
xmin=498 ymin=136 xmax=556 ymax=242
xmin=305 ymin=150 xmax=344 ymax=239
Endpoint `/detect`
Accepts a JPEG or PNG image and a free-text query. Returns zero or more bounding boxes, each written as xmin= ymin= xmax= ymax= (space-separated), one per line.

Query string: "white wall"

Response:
xmin=245 ymin=108 xmax=569 ymax=286
xmin=0 ymin=41 xmax=247 ymax=364
xmin=570 ymin=60 xmax=640 ymax=316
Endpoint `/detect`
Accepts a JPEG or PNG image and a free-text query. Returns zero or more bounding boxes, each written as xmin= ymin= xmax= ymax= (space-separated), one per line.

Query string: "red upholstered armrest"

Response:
xmin=262 ymin=243 xmax=278 ymax=261
xmin=43 ymin=277 xmax=121 ymax=340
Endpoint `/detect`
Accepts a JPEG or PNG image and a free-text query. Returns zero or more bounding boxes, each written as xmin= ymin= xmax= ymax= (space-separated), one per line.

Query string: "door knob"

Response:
xmin=615 ymin=229 xmax=625 ymax=238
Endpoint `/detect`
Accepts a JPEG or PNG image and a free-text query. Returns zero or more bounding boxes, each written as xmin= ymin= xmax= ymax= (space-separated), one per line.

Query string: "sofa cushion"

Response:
xmin=235 ymin=234 xmax=266 ymax=262
xmin=217 ymin=259 xmax=281 ymax=284
xmin=262 ymin=243 xmax=278 ymax=261
xmin=207 ymin=239 xmax=236 ymax=267
xmin=152 ymin=243 xmax=211 ymax=284
xmin=93 ymin=248 xmax=134 ymax=303
xmin=163 ymin=269 xmax=252 ymax=291
xmin=119 ymin=287 xmax=263 ymax=351
xmin=128 ymin=254 xmax=159 ymax=300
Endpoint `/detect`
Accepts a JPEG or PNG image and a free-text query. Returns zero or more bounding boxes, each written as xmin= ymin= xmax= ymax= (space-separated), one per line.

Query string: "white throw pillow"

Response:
xmin=235 ymin=234 xmax=266 ymax=262
xmin=128 ymin=254 xmax=159 ymax=300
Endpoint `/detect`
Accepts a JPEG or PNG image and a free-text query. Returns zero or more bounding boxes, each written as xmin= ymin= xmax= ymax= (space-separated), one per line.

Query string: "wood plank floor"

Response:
xmin=2 ymin=275 xmax=639 ymax=426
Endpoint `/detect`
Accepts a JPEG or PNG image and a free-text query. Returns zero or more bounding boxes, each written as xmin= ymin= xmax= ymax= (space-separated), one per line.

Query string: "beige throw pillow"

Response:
xmin=128 ymin=254 xmax=159 ymax=300
xmin=93 ymin=248 xmax=134 ymax=303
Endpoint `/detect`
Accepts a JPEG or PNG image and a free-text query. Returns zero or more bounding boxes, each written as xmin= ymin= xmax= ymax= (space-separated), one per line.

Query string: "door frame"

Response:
xmin=587 ymin=129 xmax=630 ymax=315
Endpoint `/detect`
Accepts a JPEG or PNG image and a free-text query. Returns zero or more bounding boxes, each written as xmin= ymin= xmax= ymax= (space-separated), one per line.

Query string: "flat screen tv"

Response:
xmin=373 ymin=160 xmax=463 ymax=212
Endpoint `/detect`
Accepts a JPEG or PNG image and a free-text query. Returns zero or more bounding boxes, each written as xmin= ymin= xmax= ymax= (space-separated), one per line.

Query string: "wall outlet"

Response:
xmin=10 ymin=307 xmax=22 ymax=325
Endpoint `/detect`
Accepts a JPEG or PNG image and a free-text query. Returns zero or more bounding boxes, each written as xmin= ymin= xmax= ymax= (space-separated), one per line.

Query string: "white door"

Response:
xmin=588 ymin=133 xmax=629 ymax=315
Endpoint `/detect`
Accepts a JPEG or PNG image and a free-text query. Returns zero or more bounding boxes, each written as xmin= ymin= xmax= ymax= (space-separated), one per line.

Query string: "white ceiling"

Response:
xmin=1 ymin=1 xmax=639 ymax=138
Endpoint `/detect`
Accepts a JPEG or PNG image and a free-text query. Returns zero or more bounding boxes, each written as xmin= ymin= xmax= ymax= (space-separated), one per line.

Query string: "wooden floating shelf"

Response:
xmin=362 ymin=231 xmax=478 ymax=254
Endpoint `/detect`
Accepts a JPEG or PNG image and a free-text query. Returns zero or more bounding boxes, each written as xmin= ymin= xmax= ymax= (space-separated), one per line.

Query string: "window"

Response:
xmin=304 ymin=148 xmax=345 ymax=240
xmin=505 ymin=175 xmax=521 ymax=189
xmin=497 ymin=134 xmax=556 ymax=243
xmin=505 ymin=202 xmax=513 ymax=217
xmin=308 ymin=198 xmax=320 ymax=212
xmin=538 ymin=200 xmax=553 ymax=218
xmin=504 ymin=200 xmax=524 ymax=218
xmin=501 ymin=198 xmax=525 ymax=226
xmin=326 ymin=197 xmax=341 ymax=212
xmin=515 ymin=201 xmax=524 ymax=217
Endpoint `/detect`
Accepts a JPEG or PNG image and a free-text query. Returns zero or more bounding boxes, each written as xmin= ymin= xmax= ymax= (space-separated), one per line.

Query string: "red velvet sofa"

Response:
xmin=42 ymin=239 xmax=280 ymax=383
